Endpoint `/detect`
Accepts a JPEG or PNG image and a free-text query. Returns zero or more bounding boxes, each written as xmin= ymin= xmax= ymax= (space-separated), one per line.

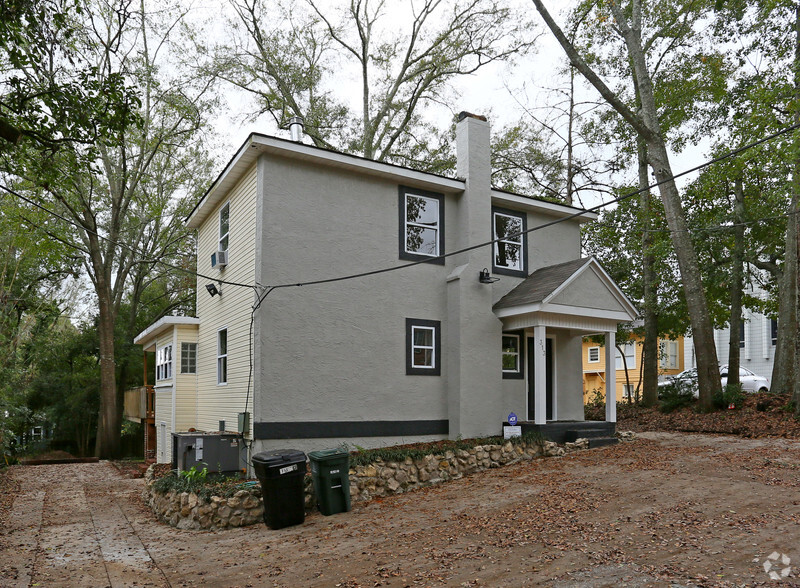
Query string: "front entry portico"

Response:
xmin=493 ymin=257 xmax=638 ymax=431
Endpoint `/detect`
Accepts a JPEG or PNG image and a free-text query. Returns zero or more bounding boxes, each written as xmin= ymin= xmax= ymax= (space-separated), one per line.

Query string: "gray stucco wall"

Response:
xmin=250 ymin=118 xmax=588 ymax=448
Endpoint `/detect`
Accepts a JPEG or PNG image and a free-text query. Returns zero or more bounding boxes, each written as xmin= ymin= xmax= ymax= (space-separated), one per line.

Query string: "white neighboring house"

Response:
xmin=684 ymin=282 xmax=777 ymax=382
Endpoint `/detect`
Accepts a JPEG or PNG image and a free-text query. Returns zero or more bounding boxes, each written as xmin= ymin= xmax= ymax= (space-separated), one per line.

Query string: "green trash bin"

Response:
xmin=308 ymin=448 xmax=351 ymax=516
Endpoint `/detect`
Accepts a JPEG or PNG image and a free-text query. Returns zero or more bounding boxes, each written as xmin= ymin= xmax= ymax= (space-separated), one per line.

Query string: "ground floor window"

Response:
xmin=217 ymin=329 xmax=227 ymax=384
xmin=659 ymin=340 xmax=679 ymax=369
xmin=502 ymin=333 xmax=524 ymax=379
xmin=406 ymin=318 xmax=441 ymax=375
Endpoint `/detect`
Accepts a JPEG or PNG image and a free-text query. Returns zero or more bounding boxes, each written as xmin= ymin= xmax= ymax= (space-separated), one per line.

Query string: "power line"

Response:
xmin=264 ymin=120 xmax=800 ymax=291
xmin=0 ymin=184 xmax=255 ymax=290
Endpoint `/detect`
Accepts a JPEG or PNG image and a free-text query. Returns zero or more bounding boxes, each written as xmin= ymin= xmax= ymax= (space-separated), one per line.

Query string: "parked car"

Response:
xmin=658 ymin=365 xmax=770 ymax=395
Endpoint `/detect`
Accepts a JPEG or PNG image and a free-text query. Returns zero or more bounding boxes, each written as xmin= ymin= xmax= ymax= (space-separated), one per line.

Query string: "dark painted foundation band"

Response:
xmin=253 ymin=419 xmax=449 ymax=439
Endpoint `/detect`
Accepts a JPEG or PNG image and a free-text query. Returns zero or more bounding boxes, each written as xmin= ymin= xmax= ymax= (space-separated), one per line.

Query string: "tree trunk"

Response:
xmin=95 ymin=297 xmax=120 ymax=458
xmin=793 ymin=0 xmax=800 ymax=416
xmin=638 ymin=135 xmax=659 ymax=407
xmin=531 ymin=0 xmax=722 ymax=411
xmin=727 ymin=178 xmax=746 ymax=389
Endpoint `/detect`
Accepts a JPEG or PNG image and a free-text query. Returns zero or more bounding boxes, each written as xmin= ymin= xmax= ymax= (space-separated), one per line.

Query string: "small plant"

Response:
xmin=659 ymin=380 xmax=696 ymax=413
xmin=713 ymin=383 xmax=746 ymax=410
xmin=180 ymin=464 xmax=208 ymax=482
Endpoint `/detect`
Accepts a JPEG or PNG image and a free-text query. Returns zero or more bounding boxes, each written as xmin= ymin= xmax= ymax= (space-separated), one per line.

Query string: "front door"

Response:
xmin=527 ymin=337 xmax=553 ymax=421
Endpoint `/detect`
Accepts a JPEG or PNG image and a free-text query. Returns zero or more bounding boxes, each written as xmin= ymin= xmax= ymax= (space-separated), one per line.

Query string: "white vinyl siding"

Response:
xmin=195 ymin=166 xmax=257 ymax=433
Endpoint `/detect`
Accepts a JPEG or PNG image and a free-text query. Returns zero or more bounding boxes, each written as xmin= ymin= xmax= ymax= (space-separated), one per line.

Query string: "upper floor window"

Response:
xmin=217 ymin=329 xmax=228 ymax=385
xmin=660 ymin=340 xmax=679 ymax=369
xmin=739 ymin=320 xmax=745 ymax=348
xmin=156 ymin=344 xmax=173 ymax=381
xmin=587 ymin=346 xmax=600 ymax=363
xmin=771 ymin=318 xmax=778 ymax=346
xmin=615 ymin=341 xmax=636 ymax=370
xmin=492 ymin=207 xmax=526 ymax=277
xmin=406 ymin=318 xmax=441 ymax=375
xmin=219 ymin=202 xmax=230 ymax=253
xmin=181 ymin=342 xmax=197 ymax=374
xmin=399 ymin=187 xmax=444 ymax=264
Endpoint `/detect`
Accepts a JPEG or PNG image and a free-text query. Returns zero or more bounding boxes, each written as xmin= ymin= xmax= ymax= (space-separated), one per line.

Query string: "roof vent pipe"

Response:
xmin=288 ymin=116 xmax=304 ymax=142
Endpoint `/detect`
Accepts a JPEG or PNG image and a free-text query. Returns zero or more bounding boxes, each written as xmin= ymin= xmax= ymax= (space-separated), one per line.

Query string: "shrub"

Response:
xmin=151 ymin=470 xmax=249 ymax=503
xmin=713 ymin=383 xmax=746 ymax=410
xmin=659 ymin=380 xmax=696 ymax=413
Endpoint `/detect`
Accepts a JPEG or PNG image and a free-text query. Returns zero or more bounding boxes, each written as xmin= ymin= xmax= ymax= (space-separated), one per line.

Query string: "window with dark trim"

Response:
xmin=399 ymin=187 xmax=445 ymax=264
xmin=739 ymin=320 xmax=745 ymax=348
xmin=406 ymin=318 xmax=441 ymax=375
xmin=771 ymin=318 xmax=777 ymax=346
xmin=492 ymin=207 xmax=527 ymax=277
xmin=502 ymin=332 xmax=524 ymax=379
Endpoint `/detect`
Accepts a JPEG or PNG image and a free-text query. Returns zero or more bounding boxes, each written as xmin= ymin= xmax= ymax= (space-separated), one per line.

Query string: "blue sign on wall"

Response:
xmin=508 ymin=412 xmax=518 ymax=426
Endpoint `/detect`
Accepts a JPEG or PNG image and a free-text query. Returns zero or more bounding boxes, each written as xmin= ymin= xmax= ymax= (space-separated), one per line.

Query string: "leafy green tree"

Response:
xmin=210 ymin=0 xmax=536 ymax=165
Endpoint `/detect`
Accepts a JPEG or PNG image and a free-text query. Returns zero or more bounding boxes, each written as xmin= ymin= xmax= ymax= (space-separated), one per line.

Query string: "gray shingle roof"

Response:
xmin=493 ymin=258 xmax=591 ymax=310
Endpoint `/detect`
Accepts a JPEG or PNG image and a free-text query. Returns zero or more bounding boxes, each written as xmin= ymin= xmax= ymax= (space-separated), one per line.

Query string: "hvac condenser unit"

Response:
xmin=172 ymin=432 xmax=242 ymax=475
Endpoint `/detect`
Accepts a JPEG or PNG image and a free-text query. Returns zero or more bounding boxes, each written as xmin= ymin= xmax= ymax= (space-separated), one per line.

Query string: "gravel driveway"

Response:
xmin=1 ymin=432 xmax=799 ymax=587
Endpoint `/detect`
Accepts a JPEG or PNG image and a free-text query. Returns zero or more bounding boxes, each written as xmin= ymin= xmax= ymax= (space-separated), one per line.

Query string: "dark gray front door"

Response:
xmin=527 ymin=337 xmax=553 ymax=421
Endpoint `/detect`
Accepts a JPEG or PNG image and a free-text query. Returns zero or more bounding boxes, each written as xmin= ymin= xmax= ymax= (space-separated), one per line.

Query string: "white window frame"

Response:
xmin=493 ymin=210 xmax=525 ymax=272
xmin=615 ymin=341 xmax=636 ymax=371
xmin=659 ymin=340 xmax=679 ymax=370
xmin=411 ymin=325 xmax=436 ymax=369
xmin=587 ymin=346 xmax=600 ymax=363
xmin=181 ymin=342 xmax=197 ymax=374
xmin=502 ymin=334 xmax=521 ymax=373
xmin=404 ymin=193 xmax=440 ymax=257
xmin=622 ymin=384 xmax=635 ymax=400
xmin=156 ymin=344 xmax=173 ymax=381
xmin=219 ymin=202 xmax=230 ymax=254
xmin=217 ymin=328 xmax=228 ymax=385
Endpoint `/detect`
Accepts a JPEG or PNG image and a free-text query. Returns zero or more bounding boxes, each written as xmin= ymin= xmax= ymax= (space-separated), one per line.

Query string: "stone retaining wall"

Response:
xmin=144 ymin=437 xmax=615 ymax=531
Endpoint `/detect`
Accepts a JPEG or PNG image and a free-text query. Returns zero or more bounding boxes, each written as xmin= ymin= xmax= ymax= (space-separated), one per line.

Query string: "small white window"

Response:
xmin=181 ymin=342 xmax=197 ymax=374
xmin=219 ymin=202 xmax=230 ymax=253
xmin=622 ymin=384 xmax=635 ymax=400
xmin=406 ymin=318 xmax=441 ymax=375
xmin=587 ymin=346 xmax=600 ymax=363
xmin=615 ymin=342 xmax=636 ymax=370
xmin=217 ymin=329 xmax=228 ymax=385
xmin=502 ymin=335 xmax=521 ymax=373
xmin=659 ymin=340 xmax=679 ymax=369
xmin=156 ymin=344 xmax=173 ymax=381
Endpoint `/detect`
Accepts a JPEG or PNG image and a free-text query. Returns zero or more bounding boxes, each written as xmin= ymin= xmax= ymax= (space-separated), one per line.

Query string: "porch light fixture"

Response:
xmin=205 ymin=283 xmax=221 ymax=297
xmin=479 ymin=268 xmax=499 ymax=284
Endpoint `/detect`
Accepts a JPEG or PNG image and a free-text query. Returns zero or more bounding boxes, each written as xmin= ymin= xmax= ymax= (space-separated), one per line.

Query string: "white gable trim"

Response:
xmin=134 ymin=316 xmax=200 ymax=347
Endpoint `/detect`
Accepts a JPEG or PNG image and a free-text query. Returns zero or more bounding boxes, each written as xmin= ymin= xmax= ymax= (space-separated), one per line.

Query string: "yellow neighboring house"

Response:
xmin=582 ymin=335 xmax=685 ymax=403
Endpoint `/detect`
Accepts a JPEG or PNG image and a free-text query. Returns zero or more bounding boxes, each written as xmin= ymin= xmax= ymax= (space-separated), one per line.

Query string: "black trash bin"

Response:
xmin=251 ymin=449 xmax=307 ymax=529
xmin=308 ymin=448 xmax=351 ymax=516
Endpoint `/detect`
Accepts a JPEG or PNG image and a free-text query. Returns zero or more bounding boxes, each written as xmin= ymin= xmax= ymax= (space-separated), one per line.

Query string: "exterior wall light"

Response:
xmin=206 ymin=283 xmax=221 ymax=297
xmin=479 ymin=268 xmax=499 ymax=284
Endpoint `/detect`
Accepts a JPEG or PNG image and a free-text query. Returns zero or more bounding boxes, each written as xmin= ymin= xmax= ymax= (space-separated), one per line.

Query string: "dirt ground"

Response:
xmin=1 ymin=432 xmax=799 ymax=587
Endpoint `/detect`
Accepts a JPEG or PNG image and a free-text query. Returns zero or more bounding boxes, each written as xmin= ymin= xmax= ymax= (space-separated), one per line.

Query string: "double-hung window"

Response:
xmin=406 ymin=318 xmax=441 ymax=375
xmin=399 ymin=187 xmax=444 ymax=264
xmin=771 ymin=318 xmax=778 ymax=346
xmin=156 ymin=344 xmax=173 ymax=381
xmin=492 ymin=207 xmax=527 ymax=277
xmin=502 ymin=333 xmax=523 ymax=379
xmin=615 ymin=341 xmax=636 ymax=370
xmin=659 ymin=340 xmax=679 ymax=369
xmin=181 ymin=342 xmax=197 ymax=374
xmin=217 ymin=329 xmax=228 ymax=385
xmin=219 ymin=202 xmax=230 ymax=254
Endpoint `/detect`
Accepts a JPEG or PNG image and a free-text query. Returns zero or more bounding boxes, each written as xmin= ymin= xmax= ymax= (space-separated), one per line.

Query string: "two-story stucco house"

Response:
xmin=134 ymin=112 xmax=637 ymax=466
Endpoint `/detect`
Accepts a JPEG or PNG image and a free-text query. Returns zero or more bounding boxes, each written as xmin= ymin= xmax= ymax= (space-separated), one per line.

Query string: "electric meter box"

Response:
xmin=172 ymin=432 xmax=242 ymax=475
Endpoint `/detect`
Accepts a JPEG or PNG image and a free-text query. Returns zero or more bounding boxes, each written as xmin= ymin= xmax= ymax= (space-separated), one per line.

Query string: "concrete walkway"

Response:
xmin=1 ymin=461 xmax=168 ymax=587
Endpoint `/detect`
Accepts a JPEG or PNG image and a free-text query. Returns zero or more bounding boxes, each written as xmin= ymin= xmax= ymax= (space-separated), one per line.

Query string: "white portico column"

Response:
xmin=533 ymin=325 xmax=547 ymax=425
xmin=605 ymin=330 xmax=616 ymax=423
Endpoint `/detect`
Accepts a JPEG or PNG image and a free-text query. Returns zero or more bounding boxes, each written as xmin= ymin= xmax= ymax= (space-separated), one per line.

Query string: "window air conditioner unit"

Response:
xmin=211 ymin=250 xmax=228 ymax=268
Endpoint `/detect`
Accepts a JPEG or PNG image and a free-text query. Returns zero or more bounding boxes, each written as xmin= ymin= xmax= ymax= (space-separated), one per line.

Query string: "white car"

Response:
xmin=659 ymin=365 xmax=770 ymax=394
